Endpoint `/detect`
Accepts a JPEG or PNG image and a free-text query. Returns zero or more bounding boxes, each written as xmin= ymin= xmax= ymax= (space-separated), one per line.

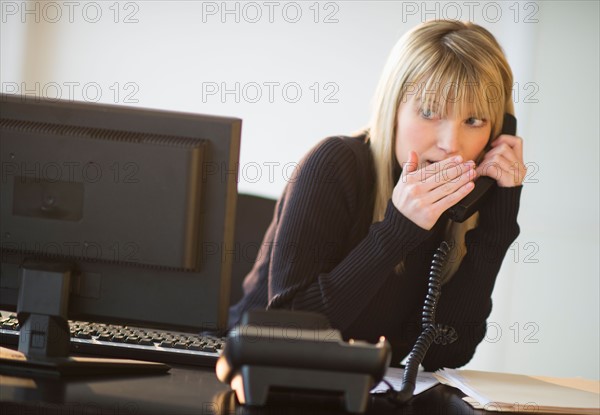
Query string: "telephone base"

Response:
xmin=216 ymin=310 xmax=391 ymax=414
xmin=231 ymin=364 xmax=373 ymax=413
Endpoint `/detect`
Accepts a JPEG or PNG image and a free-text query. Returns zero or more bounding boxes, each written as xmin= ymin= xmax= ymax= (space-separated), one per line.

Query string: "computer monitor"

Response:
xmin=0 ymin=94 xmax=241 ymax=341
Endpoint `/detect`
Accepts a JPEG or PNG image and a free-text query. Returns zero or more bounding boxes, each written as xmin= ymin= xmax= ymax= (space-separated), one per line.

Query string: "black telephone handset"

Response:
xmin=446 ymin=113 xmax=517 ymax=222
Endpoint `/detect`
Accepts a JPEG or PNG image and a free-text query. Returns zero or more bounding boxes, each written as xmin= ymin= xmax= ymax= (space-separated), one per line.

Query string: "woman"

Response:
xmin=228 ymin=20 xmax=525 ymax=370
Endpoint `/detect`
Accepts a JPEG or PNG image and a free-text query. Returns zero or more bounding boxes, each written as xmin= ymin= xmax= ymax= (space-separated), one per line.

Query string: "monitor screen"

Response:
xmin=0 ymin=93 xmax=241 ymax=332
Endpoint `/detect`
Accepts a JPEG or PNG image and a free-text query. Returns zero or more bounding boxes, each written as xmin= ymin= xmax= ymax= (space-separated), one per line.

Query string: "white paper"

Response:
xmin=370 ymin=367 xmax=439 ymax=395
xmin=435 ymin=368 xmax=600 ymax=414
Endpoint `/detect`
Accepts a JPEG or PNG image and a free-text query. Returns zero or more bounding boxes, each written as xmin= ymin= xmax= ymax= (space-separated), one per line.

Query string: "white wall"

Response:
xmin=1 ymin=0 xmax=598 ymax=379
xmin=466 ymin=1 xmax=600 ymax=380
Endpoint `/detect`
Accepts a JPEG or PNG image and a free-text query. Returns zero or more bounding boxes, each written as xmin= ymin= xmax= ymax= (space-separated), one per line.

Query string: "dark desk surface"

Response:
xmin=0 ymin=363 xmax=501 ymax=415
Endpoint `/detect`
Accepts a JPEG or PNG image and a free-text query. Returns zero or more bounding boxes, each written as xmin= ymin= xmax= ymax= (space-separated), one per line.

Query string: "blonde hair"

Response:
xmin=365 ymin=20 xmax=514 ymax=278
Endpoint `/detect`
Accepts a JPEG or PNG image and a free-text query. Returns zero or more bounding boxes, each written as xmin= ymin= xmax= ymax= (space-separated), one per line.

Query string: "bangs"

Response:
xmin=402 ymin=52 xmax=506 ymax=134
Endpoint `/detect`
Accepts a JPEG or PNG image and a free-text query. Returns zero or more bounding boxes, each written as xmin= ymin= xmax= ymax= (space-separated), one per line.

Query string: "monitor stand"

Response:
xmin=0 ymin=261 xmax=169 ymax=377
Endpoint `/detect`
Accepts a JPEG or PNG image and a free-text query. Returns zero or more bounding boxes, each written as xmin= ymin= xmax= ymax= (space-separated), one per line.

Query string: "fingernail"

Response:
xmin=454 ymin=155 xmax=463 ymax=163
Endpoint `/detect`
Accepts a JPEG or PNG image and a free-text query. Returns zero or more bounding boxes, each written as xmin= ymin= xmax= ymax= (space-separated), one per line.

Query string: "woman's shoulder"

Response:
xmin=300 ymin=132 xmax=371 ymax=169
xmin=289 ymin=132 xmax=374 ymax=203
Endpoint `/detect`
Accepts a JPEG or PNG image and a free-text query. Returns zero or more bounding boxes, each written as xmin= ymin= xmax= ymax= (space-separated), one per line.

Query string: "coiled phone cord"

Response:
xmin=384 ymin=240 xmax=458 ymax=405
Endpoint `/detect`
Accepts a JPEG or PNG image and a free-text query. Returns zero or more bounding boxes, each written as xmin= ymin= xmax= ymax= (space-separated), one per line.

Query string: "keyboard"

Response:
xmin=0 ymin=313 xmax=225 ymax=367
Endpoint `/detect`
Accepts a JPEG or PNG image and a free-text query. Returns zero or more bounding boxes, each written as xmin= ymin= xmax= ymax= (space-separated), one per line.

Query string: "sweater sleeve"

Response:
xmin=268 ymin=136 xmax=431 ymax=330
xmin=421 ymin=186 xmax=522 ymax=370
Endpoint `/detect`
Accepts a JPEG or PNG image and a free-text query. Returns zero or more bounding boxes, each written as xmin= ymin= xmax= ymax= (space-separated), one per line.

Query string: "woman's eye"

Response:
xmin=420 ymin=108 xmax=436 ymax=119
xmin=466 ymin=117 xmax=486 ymax=127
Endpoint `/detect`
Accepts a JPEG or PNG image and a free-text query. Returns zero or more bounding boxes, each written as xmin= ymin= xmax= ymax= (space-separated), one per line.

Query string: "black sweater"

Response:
xmin=228 ymin=134 xmax=521 ymax=370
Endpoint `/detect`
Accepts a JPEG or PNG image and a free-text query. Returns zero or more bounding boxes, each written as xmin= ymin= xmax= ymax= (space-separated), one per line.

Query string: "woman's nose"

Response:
xmin=437 ymin=121 xmax=461 ymax=155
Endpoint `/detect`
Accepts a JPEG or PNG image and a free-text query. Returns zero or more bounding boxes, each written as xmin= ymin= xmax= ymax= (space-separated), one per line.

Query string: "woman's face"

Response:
xmin=395 ymin=94 xmax=492 ymax=169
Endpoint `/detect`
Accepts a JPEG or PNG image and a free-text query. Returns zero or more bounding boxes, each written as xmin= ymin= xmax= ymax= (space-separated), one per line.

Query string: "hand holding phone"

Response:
xmin=447 ymin=113 xmax=521 ymax=222
xmin=475 ymin=119 xmax=525 ymax=188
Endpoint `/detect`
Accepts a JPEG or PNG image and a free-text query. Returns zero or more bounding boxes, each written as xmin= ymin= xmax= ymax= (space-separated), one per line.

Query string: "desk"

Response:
xmin=0 ymin=364 xmax=507 ymax=415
